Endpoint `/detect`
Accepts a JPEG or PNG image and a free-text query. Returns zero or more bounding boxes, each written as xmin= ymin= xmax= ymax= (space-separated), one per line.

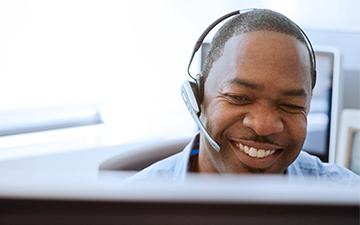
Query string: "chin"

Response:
xmin=238 ymin=164 xmax=282 ymax=174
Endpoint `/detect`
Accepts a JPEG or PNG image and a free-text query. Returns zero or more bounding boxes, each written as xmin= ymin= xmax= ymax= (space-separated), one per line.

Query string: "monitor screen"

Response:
xmin=201 ymin=44 xmax=341 ymax=162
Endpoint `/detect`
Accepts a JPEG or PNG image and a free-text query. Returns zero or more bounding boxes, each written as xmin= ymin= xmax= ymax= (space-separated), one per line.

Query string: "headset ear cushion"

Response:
xmin=195 ymin=74 xmax=205 ymax=104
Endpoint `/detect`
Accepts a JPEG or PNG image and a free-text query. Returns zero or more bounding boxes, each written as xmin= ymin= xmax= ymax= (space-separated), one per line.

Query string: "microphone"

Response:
xmin=181 ymin=81 xmax=221 ymax=151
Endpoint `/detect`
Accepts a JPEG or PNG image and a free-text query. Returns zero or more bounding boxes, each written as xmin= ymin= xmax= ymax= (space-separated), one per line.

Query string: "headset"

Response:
xmin=180 ymin=9 xmax=316 ymax=152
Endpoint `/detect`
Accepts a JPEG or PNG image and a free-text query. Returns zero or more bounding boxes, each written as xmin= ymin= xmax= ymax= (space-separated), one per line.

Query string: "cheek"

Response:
xmin=202 ymin=101 xmax=240 ymax=135
xmin=284 ymin=115 xmax=307 ymax=147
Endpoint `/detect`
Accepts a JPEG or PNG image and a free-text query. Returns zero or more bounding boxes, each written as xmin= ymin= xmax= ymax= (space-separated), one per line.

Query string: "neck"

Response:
xmin=196 ymin=134 xmax=220 ymax=173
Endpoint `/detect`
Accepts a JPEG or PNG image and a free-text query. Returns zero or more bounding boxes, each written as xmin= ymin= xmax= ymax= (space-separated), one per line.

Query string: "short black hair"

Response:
xmin=202 ymin=9 xmax=316 ymax=89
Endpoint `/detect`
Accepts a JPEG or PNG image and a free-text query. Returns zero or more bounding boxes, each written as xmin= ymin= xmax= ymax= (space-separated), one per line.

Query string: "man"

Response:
xmin=129 ymin=9 xmax=359 ymax=183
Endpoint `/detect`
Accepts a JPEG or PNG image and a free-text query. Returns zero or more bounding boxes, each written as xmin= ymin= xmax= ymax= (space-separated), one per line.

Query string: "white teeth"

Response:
xmin=257 ymin=149 xmax=265 ymax=158
xmin=249 ymin=147 xmax=257 ymax=157
xmin=236 ymin=143 xmax=277 ymax=158
xmin=244 ymin=145 xmax=250 ymax=154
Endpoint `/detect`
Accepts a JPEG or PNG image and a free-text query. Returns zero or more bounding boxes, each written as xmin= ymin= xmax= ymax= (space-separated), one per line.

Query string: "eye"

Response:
xmin=223 ymin=94 xmax=252 ymax=105
xmin=280 ymin=103 xmax=306 ymax=113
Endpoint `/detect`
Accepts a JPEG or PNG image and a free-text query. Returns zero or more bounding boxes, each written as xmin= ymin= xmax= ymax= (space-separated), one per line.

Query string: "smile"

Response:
xmin=234 ymin=142 xmax=277 ymax=159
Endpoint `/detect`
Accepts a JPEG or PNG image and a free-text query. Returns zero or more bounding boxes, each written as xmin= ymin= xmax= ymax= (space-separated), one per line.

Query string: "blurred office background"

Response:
xmin=0 ymin=0 xmax=359 ymax=171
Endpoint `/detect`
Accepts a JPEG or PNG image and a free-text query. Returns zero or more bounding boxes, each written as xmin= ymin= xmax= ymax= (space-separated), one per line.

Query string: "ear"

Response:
xmin=195 ymin=73 xmax=205 ymax=105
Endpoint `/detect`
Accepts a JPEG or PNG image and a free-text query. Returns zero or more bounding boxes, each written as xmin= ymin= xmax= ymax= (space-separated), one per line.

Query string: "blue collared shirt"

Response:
xmin=128 ymin=134 xmax=359 ymax=185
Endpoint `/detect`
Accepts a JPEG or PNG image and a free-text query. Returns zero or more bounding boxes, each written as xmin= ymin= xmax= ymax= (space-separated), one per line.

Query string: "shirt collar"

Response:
xmin=174 ymin=133 xmax=200 ymax=180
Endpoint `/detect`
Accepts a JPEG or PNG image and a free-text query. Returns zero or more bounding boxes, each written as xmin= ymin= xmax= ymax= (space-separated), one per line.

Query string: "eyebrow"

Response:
xmin=229 ymin=78 xmax=263 ymax=90
xmin=229 ymin=78 xmax=308 ymax=97
xmin=280 ymin=89 xmax=308 ymax=97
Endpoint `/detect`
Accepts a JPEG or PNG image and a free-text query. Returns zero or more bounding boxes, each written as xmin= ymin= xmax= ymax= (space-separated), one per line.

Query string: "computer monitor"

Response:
xmin=306 ymin=47 xmax=342 ymax=162
xmin=200 ymin=44 xmax=342 ymax=162
xmin=0 ymin=173 xmax=358 ymax=225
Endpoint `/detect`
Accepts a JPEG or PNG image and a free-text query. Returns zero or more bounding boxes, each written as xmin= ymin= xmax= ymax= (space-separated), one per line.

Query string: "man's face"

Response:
xmin=198 ymin=31 xmax=312 ymax=174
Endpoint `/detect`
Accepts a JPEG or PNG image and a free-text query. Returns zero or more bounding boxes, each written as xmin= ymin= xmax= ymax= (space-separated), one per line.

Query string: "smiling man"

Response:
xmin=195 ymin=29 xmax=311 ymax=174
xmin=129 ymin=9 xmax=358 ymax=183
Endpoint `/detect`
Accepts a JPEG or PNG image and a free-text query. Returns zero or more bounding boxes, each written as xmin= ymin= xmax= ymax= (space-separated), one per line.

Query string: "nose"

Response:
xmin=243 ymin=107 xmax=284 ymax=136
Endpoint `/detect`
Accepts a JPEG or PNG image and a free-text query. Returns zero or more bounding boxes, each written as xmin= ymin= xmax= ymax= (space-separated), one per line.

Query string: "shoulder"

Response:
xmin=288 ymin=151 xmax=360 ymax=185
xmin=123 ymin=138 xmax=194 ymax=183
xmin=125 ymin=151 xmax=184 ymax=182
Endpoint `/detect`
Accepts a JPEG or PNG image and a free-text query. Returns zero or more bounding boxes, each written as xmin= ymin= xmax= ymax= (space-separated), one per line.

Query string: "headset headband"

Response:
xmin=186 ymin=8 xmax=316 ymax=88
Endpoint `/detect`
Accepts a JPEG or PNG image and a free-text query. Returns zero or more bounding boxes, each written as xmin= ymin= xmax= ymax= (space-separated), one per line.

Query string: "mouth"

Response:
xmin=236 ymin=142 xmax=276 ymax=158
xmin=229 ymin=139 xmax=284 ymax=170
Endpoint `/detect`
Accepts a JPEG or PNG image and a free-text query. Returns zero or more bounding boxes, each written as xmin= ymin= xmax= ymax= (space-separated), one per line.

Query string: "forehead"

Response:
xmin=208 ymin=31 xmax=312 ymax=94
